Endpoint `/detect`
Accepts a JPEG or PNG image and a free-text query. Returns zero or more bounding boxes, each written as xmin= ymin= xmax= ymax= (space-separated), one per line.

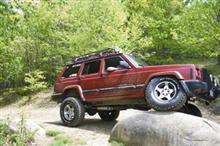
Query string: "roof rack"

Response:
xmin=71 ymin=47 xmax=122 ymax=64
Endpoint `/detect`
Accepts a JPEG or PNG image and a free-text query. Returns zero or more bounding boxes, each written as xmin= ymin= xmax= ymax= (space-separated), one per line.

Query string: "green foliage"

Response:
xmin=0 ymin=0 xmax=219 ymax=89
xmin=124 ymin=0 xmax=220 ymax=64
xmin=46 ymin=130 xmax=61 ymax=137
xmin=24 ymin=70 xmax=48 ymax=92
xmin=48 ymin=133 xmax=86 ymax=146
xmin=211 ymin=97 xmax=220 ymax=107
xmin=111 ymin=140 xmax=125 ymax=146
xmin=49 ymin=136 xmax=73 ymax=146
xmin=61 ymin=0 xmax=128 ymax=53
xmin=0 ymin=121 xmax=10 ymax=146
xmin=0 ymin=116 xmax=34 ymax=146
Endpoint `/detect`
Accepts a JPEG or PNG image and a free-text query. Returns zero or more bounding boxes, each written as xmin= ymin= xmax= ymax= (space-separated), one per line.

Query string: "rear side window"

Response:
xmin=82 ymin=60 xmax=100 ymax=75
xmin=62 ymin=64 xmax=80 ymax=78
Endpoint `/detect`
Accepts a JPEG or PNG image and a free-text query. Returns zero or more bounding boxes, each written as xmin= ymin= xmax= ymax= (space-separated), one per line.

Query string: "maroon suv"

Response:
xmin=52 ymin=48 xmax=220 ymax=127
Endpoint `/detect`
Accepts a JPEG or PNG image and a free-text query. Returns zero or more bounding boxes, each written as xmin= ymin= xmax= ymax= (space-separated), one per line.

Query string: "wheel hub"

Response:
xmin=64 ymin=104 xmax=75 ymax=121
xmin=153 ymin=81 xmax=177 ymax=102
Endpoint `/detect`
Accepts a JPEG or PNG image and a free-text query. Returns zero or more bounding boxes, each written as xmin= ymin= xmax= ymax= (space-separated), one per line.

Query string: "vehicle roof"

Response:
xmin=66 ymin=48 xmax=123 ymax=66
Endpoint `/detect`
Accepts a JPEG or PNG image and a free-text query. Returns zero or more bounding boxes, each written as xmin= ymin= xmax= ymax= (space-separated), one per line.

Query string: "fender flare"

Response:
xmin=62 ymin=85 xmax=85 ymax=101
xmin=145 ymin=71 xmax=184 ymax=85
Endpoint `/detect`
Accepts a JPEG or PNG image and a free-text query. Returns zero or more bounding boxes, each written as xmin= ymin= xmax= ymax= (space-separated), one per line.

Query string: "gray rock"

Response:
xmin=9 ymin=118 xmax=46 ymax=140
xmin=110 ymin=112 xmax=220 ymax=146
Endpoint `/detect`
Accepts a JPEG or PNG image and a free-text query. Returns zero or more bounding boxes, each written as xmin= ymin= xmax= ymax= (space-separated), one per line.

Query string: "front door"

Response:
xmin=99 ymin=55 xmax=137 ymax=100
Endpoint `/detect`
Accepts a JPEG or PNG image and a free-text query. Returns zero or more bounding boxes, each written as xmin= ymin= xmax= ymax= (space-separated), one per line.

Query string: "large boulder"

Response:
xmin=7 ymin=117 xmax=46 ymax=140
xmin=110 ymin=112 xmax=220 ymax=146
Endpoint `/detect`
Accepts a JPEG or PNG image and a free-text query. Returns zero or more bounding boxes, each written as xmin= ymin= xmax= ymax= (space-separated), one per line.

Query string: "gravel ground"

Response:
xmin=0 ymin=90 xmax=220 ymax=146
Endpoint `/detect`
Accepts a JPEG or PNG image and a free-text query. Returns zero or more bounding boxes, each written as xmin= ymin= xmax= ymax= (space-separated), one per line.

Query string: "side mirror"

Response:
xmin=106 ymin=67 xmax=118 ymax=72
xmin=119 ymin=61 xmax=131 ymax=69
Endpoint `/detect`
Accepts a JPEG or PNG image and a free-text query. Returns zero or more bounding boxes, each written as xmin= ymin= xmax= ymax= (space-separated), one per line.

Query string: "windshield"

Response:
xmin=125 ymin=54 xmax=147 ymax=67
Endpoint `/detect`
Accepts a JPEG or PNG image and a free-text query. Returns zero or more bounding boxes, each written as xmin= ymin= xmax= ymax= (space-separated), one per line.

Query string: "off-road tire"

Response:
xmin=98 ymin=110 xmax=120 ymax=121
xmin=145 ymin=77 xmax=187 ymax=111
xmin=178 ymin=103 xmax=202 ymax=117
xmin=60 ymin=97 xmax=85 ymax=127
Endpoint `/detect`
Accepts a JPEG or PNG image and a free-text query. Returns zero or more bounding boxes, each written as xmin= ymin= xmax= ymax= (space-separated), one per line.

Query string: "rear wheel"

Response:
xmin=145 ymin=77 xmax=187 ymax=111
xmin=98 ymin=110 xmax=120 ymax=121
xmin=60 ymin=97 xmax=85 ymax=127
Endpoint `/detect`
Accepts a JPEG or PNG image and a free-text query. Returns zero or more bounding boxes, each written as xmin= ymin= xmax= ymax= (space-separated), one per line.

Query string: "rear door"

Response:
xmin=79 ymin=59 xmax=104 ymax=101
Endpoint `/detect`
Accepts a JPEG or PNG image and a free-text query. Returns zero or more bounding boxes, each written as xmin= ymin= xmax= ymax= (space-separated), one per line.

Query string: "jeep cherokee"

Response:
xmin=52 ymin=48 xmax=220 ymax=127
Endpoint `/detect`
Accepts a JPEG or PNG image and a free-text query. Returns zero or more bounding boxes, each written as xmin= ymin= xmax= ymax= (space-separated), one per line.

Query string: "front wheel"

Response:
xmin=98 ymin=110 xmax=120 ymax=121
xmin=145 ymin=77 xmax=187 ymax=111
xmin=60 ymin=97 xmax=85 ymax=127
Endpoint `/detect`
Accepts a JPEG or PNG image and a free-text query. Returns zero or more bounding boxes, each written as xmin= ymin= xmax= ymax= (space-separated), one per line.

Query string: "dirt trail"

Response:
xmin=0 ymin=90 xmax=220 ymax=146
xmin=0 ymin=104 xmax=144 ymax=146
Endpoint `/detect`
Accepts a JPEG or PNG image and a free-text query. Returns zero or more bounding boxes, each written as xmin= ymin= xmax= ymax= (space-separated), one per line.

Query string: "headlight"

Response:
xmin=210 ymin=74 xmax=213 ymax=82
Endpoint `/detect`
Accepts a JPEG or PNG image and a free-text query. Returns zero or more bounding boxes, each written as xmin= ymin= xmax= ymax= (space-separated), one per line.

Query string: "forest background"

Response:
xmin=0 ymin=0 xmax=219 ymax=91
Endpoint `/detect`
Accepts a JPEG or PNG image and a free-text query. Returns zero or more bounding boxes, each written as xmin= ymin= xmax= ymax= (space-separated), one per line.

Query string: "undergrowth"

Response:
xmin=0 ymin=115 xmax=34 ymax=146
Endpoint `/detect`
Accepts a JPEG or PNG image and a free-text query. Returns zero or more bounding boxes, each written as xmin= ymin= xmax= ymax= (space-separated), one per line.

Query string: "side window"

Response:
xmin=105 ymin=56 xmax=126 ymax=70
xmin=82 ymin=60 xmax=101 ymax=75
xmin=62 ymin=64 xmax=80 ymax=78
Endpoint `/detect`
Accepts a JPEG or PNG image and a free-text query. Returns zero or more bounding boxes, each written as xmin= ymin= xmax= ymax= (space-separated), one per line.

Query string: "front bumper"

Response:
xmin=180 ymin=80 xmax=220 ymax=101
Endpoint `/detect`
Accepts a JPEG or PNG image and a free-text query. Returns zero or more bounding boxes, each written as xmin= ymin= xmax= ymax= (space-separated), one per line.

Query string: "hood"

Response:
xmin=138 ymin=64 xmax=196 ymax=71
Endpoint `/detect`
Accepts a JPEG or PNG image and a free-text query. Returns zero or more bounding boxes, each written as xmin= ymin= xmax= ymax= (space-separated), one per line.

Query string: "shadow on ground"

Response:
xmin=45 ymin=118 xmax=117 ymax=134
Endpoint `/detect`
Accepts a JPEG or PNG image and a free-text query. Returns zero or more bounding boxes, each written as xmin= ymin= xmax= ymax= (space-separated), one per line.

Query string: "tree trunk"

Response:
xmin=218 ymin=54 xmax=220 ymax=65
